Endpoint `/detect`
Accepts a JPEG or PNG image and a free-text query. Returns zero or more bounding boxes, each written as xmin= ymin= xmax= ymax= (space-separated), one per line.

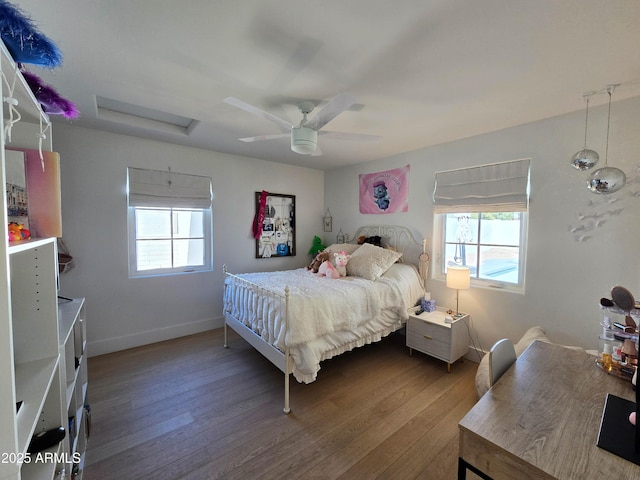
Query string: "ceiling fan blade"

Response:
xmin=304 ymin=92 xmax=357 ymax=131
xmin=238 ymin=133 xmax=290 ymax=143
xmin=319 ymin=130 xmax=381 ymax=143
xmin=224 ymin=97 xmax=293 ymax=131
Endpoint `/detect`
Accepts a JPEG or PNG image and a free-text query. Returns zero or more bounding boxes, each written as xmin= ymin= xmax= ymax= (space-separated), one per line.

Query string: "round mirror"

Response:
xmin=611 ymin=286 xmax=635 ymax=312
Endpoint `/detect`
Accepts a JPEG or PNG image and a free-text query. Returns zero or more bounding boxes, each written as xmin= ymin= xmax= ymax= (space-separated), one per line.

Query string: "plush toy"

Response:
xmin=307 ymin=250 xmax=330 ymax=273
xmin=7 ymin=222 xmax=30 ymax=241
xmin=317 ymin=260 xmax=340 ymax=279
xmin=308 ymin=235 xmax=327 ymax=256
xmin=358 ymin=235 xmax=383 ymax=247
xmin=332 ymin=251 xmax=351 ymax=277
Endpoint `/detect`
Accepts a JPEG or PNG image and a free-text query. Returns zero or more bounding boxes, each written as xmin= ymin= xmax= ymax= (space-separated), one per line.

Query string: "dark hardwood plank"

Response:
xmin=84 ymin=328 xmax=478 ymax=480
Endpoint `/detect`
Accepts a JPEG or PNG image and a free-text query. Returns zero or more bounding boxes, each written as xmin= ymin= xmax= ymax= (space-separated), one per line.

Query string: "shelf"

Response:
xmin=14 ymin=356 xmax=59 ymax=454
xmin=601 ymin=304 xmax=640 ymax=321
xmin=1 ymin=35 xmax=70 ymax=480
xmin=58 ymin=298 xmax=84 ymax=345
xmin=20 ymin=444 xmax=62 ymax=480
xmin=10 ymin=238 xmax=59 ymax=366
xmin=8 ymin=237 xmax=56 ymax=255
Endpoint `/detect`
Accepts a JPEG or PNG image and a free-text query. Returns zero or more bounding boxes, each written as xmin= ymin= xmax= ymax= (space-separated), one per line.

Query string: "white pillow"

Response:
xmin=325 ymin=243 xmax=360 ymax=255
xmin=346 ymin=243 xmax=402 ymax=281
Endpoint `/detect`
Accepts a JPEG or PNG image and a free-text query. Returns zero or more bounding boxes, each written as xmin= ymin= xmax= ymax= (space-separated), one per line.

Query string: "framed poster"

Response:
xmin=255 ymin=192 xmax=296 ymax=258
xmin=359 ymin=164 xmax=410 ymax=214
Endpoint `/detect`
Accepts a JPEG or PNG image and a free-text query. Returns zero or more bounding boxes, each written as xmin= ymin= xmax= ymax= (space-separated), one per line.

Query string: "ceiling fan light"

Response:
xmin=291 ymin=126 xmax=318 ymax=154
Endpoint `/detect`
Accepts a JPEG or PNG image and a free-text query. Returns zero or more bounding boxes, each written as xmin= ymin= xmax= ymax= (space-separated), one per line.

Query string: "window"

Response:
xmin=127 ymin=167 xmax=212 ymax=277
xmin=439 ymin=212 xmax=527 ymax=287
xmin=432 ymin=159 xmax=530 ymax=291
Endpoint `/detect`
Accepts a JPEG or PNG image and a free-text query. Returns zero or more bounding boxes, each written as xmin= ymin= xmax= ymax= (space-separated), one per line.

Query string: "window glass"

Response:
xmin=439 ymin=212 xmax=526 ymax=290
xmin=129 ymin=207 xmax=211 ymax=277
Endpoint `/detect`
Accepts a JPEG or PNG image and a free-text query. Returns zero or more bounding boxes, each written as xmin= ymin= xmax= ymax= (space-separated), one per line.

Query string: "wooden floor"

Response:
xmin=83 ymin=328 xmax=481 ymax=480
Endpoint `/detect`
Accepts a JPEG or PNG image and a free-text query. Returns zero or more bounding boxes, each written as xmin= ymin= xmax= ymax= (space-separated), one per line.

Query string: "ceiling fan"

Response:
xmin=223 ymin=92 xmax=380 ymax=155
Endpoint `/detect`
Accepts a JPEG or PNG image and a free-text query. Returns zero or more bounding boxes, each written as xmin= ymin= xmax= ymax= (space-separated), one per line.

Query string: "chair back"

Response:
xmin=489 ymin=338 xmax=517 ymax=386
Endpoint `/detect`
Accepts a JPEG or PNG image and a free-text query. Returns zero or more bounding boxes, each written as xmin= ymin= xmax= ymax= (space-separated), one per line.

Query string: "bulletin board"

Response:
xmin=254 ymin=192 xmax=295 ymax=258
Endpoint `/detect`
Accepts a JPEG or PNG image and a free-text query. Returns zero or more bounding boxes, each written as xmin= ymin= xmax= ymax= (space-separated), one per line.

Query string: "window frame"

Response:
xmin=433 ymin=211 xmax=528 ymax=293
xmin=127 ymin=205 xmax=213 ymax=278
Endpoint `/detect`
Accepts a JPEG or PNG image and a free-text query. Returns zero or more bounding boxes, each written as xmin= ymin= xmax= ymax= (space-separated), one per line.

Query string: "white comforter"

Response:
xmin=224 ymin=263 xmax=425 ymax=383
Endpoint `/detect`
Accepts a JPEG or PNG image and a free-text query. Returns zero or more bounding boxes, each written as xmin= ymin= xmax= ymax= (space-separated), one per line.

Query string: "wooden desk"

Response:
xmin=458 ymin=340 xmax=640 ymax=479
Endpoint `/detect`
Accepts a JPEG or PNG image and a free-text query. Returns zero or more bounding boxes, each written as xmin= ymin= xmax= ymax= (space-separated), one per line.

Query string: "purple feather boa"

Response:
xmin=21 ymin=70 xmax=79 ymax=119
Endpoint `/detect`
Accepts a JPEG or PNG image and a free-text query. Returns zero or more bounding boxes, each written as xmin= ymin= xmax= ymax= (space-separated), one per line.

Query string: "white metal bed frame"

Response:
xmin=223 ymin=225 xmax=428 ymax=413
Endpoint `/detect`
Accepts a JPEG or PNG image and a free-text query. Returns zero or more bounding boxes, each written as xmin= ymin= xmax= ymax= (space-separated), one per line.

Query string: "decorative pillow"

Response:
xmin=325 ymin=243 xmax=360 ymax=255
xmin=346 ymin=243 xmax=402 ymax=281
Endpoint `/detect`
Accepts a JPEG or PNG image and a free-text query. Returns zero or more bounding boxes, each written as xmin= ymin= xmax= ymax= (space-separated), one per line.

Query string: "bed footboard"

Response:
xmin=223 ymin=265 xmax=292 ymax=413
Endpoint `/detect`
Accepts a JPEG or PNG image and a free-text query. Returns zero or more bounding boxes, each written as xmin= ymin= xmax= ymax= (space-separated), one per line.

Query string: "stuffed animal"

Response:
xmin=308 ymin=235 xmax=327 ymax=256
xmin=317 ymin=260 xmax=340 ymax=279
xmin=307 ymin=250 xmax=330 ymax=273
xmin=331 ymin=251 xmax=351 ymax=277
xmin=358 ymin=235 xmax=383 ymax=247
xmin=7 ymin=222 xmax=30 ymax=242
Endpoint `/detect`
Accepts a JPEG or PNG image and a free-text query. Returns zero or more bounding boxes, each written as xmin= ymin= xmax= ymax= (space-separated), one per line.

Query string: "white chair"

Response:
xmin=488 ymin=338 xmax=517 ymax=387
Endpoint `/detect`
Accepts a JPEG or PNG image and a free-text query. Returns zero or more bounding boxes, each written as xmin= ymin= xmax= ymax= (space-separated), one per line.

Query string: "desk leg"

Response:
xmin=458 ymin=457 xmax=493 ymax=480
xmin=457 ymin=457 xmax=466 ymax=480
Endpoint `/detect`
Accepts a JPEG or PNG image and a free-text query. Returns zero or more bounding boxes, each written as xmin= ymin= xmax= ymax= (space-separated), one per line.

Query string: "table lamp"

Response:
xmin=447 ymin=266 xmax=470 ymax=317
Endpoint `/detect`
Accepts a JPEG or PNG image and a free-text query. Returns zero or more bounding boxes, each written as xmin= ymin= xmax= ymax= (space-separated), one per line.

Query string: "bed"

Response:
xmin=223 ymin=225 xmax=429 ymax=413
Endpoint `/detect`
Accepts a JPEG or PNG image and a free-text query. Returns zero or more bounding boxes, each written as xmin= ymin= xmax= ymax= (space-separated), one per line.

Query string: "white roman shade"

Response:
xmin=433 ymin=158 xmax=530 ymax=213
xmin=127 ymin=167 xmax=212 ymax=209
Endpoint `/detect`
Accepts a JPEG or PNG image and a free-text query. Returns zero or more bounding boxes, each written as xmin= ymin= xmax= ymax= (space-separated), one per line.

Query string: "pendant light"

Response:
xmin=570 ymin=94 xmax=599 ymax=170
xmin=586 ymin=85 xmax=626 ymax=195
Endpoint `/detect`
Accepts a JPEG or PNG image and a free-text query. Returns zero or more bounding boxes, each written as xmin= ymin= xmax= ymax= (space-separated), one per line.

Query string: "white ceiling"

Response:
xmin=13 ymin=0 xmax=640 ymax=170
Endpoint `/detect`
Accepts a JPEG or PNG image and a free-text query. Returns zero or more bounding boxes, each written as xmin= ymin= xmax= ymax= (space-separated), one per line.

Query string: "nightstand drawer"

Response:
xmin=407 ymin=317 xmax=450 ymax=344
xmin=407 ymin=330 xmax=450 ymax=359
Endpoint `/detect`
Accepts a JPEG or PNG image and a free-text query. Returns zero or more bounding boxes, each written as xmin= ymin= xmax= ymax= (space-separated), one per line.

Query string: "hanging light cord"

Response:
xmin=604 ymin=87 xmax=613 ymax=167
xmin=582 ymin=97 xmax=590 ymax=149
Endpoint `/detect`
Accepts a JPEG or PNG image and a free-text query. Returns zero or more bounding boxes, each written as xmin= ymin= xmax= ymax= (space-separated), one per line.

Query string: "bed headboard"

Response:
xmin=351 ymin=225 xmax=429 ymax=286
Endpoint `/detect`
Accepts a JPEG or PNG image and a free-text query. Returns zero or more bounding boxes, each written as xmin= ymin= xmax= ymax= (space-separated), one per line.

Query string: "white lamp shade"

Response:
xmin=447 ymin=266 xmax=470 ymax=290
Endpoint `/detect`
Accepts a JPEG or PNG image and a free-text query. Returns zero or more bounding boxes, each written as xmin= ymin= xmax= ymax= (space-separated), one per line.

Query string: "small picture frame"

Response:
xmin=323 ymin=208 xmax=333 ymax=232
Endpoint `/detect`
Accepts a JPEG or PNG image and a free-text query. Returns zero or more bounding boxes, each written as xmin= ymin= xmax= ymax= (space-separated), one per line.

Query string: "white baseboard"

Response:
xmin=87 ymin=316 xmax=225 ymax=357
xmin=464 ymin=345 xmax=486 ymax=364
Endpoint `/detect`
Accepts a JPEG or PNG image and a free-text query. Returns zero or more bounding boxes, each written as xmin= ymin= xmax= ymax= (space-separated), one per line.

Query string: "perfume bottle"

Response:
xmin=602 ymin=343 xmax=613 ymax=372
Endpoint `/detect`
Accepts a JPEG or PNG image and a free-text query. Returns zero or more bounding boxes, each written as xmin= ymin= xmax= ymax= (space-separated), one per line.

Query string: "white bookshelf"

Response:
xmin=58 ymin=298 xmax=88 ymax=480
xmin=0 ymin=38 xmax=82 ymax=480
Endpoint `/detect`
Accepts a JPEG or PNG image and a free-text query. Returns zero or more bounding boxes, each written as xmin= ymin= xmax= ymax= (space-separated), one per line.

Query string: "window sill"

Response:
xmin=433 ymin=275 xmax=525 ymax=295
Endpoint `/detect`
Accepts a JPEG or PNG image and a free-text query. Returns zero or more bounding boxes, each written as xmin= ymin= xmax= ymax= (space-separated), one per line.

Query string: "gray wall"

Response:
xmin=324 ymin=95 xmax=640 ymax=354
xmin=53 ymin=126 xmax=324 ymax=356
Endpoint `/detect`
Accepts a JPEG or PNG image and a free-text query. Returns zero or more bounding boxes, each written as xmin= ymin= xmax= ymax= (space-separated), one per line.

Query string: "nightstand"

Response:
xmin=406 ymin=305 xmax=470 ymax=372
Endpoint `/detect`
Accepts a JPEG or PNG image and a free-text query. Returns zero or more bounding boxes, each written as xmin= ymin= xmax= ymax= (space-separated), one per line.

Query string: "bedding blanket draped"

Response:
xmin=224 ymin=264 xmax=424 ymax=383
